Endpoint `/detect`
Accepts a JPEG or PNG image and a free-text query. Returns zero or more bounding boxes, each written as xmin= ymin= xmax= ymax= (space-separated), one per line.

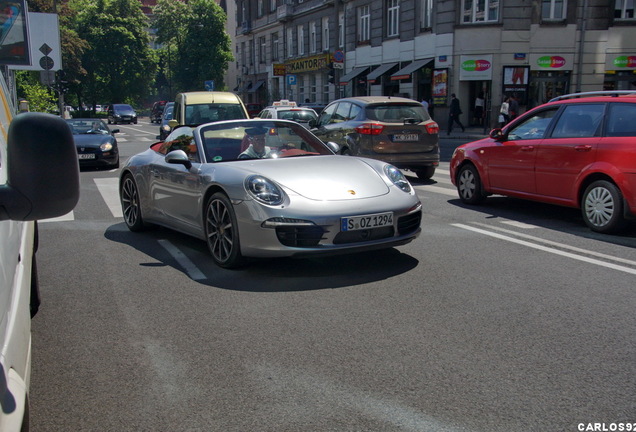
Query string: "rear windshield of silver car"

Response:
xmin=366 ymin=104 xmax=430 ymax=122
xmin=185 ymin=103 xmax=247 ymax=124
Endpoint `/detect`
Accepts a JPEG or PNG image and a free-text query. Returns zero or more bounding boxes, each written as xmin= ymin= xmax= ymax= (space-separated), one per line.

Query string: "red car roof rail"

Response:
xmin=549 ymin=90 xmax=636 ymax=102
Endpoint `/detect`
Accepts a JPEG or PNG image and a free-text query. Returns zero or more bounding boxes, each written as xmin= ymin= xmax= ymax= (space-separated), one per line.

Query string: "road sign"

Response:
xmin=39 ymin=55 xmax=54 ymax=70
xmin=204 ymin=80 xmax=215 ymax=91
xmin=39 ymin=43 xmax=52 ymax=56
xmin=334 ymin=50 xmax=344 ymax=63
xmin=287 ymin=74 xmax=297 ymax=86
xmin=333 ymin=62 xmax=344 ymax=69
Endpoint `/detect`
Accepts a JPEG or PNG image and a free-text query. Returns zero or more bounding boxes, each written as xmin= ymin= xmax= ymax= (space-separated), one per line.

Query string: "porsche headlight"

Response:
xmin=100 ymin=142 xmax=113 ymax=151
xmin=245 ymin=175 xmax=285 ymax=205
xmin=384 ymin=164 xmax=412 ymax=193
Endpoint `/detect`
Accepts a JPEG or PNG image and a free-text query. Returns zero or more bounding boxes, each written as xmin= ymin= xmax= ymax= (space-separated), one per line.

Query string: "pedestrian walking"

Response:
xmin=447 ymin=93 xmax=465 ymax=135
xmin=499 ymin=96 xmax=510 ymax=127
xmin=473 ymin=92 xmax=484 ymax=126
xmin=508 ymin=94 xmax=519 ymax=122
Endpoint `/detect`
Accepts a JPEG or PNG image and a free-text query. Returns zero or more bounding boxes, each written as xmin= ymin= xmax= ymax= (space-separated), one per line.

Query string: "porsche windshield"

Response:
xmin=199 ymin=121 xmax=333 ymax=162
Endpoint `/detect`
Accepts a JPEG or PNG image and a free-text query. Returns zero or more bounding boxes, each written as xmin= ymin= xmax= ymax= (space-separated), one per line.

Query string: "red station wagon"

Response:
xmin=450 ymin=91 xmax=636 ymax=233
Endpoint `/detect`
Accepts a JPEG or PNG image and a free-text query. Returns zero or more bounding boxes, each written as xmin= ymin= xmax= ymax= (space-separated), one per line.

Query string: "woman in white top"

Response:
xmin=499 ymin=96 xmax=510 ymax=127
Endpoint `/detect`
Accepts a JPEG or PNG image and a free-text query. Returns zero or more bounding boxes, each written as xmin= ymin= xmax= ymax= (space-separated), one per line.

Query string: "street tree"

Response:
xmin=153 ymin=0 xmax=233 ymax=93
xmin=69 ymin=0 xmax=157 ymax=107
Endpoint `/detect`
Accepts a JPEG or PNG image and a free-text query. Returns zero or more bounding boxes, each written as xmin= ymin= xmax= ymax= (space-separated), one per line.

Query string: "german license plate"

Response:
xmin=341 ymin=212 xmax=394 ymax=231
xmin=78 ymin=154 xmax=96 ymax=159
xmin=393 ymin=133 xmax=418 ymax=142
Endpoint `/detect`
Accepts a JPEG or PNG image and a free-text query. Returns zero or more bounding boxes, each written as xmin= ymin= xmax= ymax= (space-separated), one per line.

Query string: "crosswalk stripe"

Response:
xmin=94 ymin=178 xmax=123 ymax=217
xmin=40 ymin=211 xmax=75 ymax=223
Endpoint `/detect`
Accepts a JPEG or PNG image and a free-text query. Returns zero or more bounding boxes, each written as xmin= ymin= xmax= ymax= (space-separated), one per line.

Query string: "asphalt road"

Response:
xmin=29 ymin=119 xmax=636 ymax=431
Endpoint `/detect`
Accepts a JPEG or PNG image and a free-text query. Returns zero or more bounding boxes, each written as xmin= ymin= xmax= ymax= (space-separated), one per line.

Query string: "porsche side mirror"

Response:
xmin=165 ymin=149 xmax=192 ymax=169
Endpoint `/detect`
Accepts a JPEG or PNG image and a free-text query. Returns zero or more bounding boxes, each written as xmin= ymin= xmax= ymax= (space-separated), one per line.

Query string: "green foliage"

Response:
xmin=68 ymin=0 xmax=157 ymax=106
xmin=15 ymin=71 xmax=58 ymax=113
xmin=153 ymin=0 xmax=233 ymax=94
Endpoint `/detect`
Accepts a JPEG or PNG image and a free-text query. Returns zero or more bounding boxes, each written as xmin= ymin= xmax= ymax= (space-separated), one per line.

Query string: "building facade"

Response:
xmin=233 ymin=0 xmax=636 ymax=127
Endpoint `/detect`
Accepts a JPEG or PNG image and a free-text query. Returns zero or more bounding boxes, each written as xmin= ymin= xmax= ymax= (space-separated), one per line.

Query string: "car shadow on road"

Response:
xmin=446 ymin=196 xmax=636 ymax=247
xmin=104 ymin=223 xmax=420 ymax=291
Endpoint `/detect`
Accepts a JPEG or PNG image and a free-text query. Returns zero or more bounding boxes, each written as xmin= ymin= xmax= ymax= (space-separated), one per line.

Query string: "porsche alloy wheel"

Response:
xmin=121 ymin=174 xmax=146 ymax=232
xmin=582 ymin=180 xmax=627 ymax=233
xmin=205 ymin=193 xmax=244 ymax=268
xmin=457 ymin=164 xmax=485 ymax=204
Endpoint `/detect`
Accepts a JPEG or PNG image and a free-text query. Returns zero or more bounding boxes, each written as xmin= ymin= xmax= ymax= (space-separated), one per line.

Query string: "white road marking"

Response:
xmin=158 ymin=239 xmax=207 ymax=281
xmin=94 ymin=178 xmax=123 ymax=217
xmin=500 ymin=220 xmax=537 ymax=229
xmin=474 ymin=222 xmax=636 ymax=266
xmin=453 ymin=223 xmax=636 ymax=275
xmin=415 ymin=185 xmax=457 ymax=196
xmin=40 ymin=211 xmax=75 ymax=222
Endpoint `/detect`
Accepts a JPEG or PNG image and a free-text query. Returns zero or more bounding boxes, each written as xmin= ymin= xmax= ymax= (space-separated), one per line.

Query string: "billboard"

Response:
xmin=0 ymin=0 xmax=29 ymax=65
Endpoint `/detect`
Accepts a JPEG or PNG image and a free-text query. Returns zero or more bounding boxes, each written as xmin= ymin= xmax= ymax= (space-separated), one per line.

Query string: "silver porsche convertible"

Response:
xmin=119 ymin=119 xmax=422 ymax=268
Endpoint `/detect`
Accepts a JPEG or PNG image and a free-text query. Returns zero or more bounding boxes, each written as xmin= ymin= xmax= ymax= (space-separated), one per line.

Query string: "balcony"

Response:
xmin=277 ymin=4 xmax=293 ymax=21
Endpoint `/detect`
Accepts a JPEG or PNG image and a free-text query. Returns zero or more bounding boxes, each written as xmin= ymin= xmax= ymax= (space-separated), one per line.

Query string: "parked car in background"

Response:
xmin=311 ymin=96 xmax=440 ymax=180
xmin=150 ymin=100 xmax=167 ymax=123
xmin=450 ymin=91 xmax=636 ymax=233
xmin=246 ymin=103 xmax=263 ymax=118
xmin=66 ymin=118 xmax=120 ymax=169
xmin=107 ymin=104 xmax=138 ymax=124
xmin=256 ymin=100 xmax=318 ymax=129
xmin=169 ymin=91 xmax=249 ymax=129
xmin=158 ymin=102 xmax=175 ymax=141
xmin=119 ymin=119 xmax=422 ymax=268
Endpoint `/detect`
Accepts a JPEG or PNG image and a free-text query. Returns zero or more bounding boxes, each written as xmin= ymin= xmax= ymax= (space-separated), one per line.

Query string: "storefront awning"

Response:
xmin=339 ymin=67 xmax=368 ymax=85
xmin=390 ymin=58 xmax=433 ymax=81
xmin=367 ymin=62 xmax=398 ymax=84
xmin=247 ymin=80 xmax=265 ymax=93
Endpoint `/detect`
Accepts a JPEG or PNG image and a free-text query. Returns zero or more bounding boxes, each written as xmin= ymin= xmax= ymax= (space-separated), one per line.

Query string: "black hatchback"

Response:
xmin=107 ymin=104 xmax=138 ymax=125
xmin=310 ymin=96 xmax=440 ymax=180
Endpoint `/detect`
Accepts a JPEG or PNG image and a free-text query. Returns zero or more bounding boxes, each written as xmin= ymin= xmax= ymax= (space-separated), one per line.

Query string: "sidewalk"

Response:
xmin=440 ymin=126 xmax=490 ymax=140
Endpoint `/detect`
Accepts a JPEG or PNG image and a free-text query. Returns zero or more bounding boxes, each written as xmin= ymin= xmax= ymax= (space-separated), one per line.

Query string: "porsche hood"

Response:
xmin=241 ymin=156 xmax=391 ymax=200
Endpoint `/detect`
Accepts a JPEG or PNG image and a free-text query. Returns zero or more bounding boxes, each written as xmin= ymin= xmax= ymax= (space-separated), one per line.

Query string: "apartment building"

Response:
xmin=234 ymin=0 xmax=636 ymax=126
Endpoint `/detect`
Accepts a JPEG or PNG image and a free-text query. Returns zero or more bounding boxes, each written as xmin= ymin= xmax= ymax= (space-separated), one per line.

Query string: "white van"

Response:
xmin=169 ymin=91 xmax=249 ymax=129
xmin=0 ymin=73 xmax=80 ymax=430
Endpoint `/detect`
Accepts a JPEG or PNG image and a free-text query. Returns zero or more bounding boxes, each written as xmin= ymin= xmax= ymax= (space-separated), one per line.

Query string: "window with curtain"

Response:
xmin=421 ymin=0 xmax=433 ymax=29
xmin=462 ymin=0 xmax=499 ymax=23
xmin=358 ymin=5 xmax=370 ymax=42
xmin=542 ymin=0 xmax=566 ymax=20
xmin=387 ymin=0 xmax=400 ymax=37
xmin=323 ymin=17 xmax=330 ymax=51
xmin=615 ymin=0 xmax=635 ymax=18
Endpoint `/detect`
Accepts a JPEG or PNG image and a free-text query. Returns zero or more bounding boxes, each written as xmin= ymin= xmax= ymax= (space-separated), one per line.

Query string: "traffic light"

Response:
xmin=55 ymin=69 xmax=69 ymax=93
xmin=327 ymin=63 xmax=335 ymax=84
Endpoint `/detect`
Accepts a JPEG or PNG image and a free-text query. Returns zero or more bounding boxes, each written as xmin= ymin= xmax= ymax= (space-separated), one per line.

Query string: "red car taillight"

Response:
xmin=355 ymin=123 xmax=384 ymax=135
xmin=425 ymin=122 xmax=440 ymax=135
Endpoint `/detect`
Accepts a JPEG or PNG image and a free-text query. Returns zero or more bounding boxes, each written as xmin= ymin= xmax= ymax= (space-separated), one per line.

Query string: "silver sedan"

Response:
xmin=119 ymin=119 xmax=422 ymax=268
